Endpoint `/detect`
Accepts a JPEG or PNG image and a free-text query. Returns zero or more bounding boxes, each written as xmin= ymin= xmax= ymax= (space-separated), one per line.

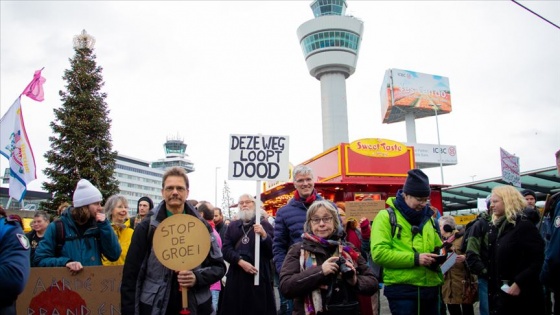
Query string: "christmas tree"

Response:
xmin=42 ymin=30 xmax=119 ymax=212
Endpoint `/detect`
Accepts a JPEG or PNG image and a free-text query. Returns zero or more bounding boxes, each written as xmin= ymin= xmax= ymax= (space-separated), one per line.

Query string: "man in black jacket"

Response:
xmin=121 ymin=167 xmax=226 ymax=315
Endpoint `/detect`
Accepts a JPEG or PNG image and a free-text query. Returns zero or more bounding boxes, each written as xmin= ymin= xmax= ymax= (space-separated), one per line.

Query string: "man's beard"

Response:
xmin=239 ymin=209 xmax=255 ymax=222
xmin=71 ymin=207 xmax=92 ymax=225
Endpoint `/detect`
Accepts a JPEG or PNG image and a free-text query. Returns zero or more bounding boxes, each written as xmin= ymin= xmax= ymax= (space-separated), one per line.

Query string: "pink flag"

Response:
xmin=21 ymin=68 xmax=46 ymax=102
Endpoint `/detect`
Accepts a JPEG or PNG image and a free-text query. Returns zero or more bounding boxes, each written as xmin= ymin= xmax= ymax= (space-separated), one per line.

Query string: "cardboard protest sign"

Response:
xmin=152 ymin=214 xmax=211 ymax=271
xmin=17 ymin=265 xmax=122 ymax=314
xmin=152 ymin=214 xmax=211 ymax=312
xmin=228 ymin=134 xmax=290 ymax=181
xmin=345 ymin=200 xmax=386 ymax=221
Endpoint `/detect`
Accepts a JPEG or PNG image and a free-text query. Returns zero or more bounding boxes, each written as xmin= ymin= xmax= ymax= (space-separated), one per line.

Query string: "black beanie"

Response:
xmin=137 ymin=196 xmax=154 ymax=211
xmin=403 ymin=169 xmax=431 ymax=197
xmin=521 ymin=189 xmax=536 ymax=199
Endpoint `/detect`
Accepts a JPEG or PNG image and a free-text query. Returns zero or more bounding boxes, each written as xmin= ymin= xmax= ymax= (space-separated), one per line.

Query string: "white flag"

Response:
xmin=0 ymin=97 xmax=37 ymax=201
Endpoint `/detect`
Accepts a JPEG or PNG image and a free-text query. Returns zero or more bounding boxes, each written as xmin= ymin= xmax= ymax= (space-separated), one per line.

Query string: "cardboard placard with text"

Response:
xmin=17 ymin=265 xmax=122 ymax=314
xmin=344 ymin=200 xmax=387 ymax=221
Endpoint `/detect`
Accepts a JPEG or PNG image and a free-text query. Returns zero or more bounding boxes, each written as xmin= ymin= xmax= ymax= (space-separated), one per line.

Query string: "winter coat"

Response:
xmin=465 ymin=212 xmax=491 ymax=278
xmin=34 ymin=207 xmax=121 ymax=267
xmin=370 ymin=197 xmax=443 ymax=289
xmin=0 ymin=217 xmax=30 ymax=309
xmin=120 ymin=201 xmax=226 ymax=315
xmin=102 ymin=222 xmax=134 ymax=266
xmin=442 ymin=232 xmax=476 ymax=305
xmin=218 ymin=218 xmax=275 ymax=315
xmin=279 ymin=237 xmax=377 ymax=315
xmin=488 ymin=214 xmax=545 ymax=315
xmin=272 ymin=193 xmax=325 ymax=273
xmin=540 ymin=200 xmax=560 ymax=291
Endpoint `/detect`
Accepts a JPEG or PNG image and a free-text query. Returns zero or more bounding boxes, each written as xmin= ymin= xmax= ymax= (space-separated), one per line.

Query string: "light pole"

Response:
xmin=432 ymin=104 xmax=444 ymax=184
xmin=214 ymin=167 xmax=221 ymax=207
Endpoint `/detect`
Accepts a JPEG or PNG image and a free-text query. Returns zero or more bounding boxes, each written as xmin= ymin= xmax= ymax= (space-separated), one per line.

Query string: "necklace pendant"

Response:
xmin=242 ymin=236 xmax=250 ymax=244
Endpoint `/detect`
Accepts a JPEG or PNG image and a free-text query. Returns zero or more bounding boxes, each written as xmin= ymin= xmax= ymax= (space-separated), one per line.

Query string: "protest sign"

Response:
xmin=345 ymin=200 xmax=386 ymax=221
xmin=228 ymin=134 xmax=289 ymax=181
xmin=17 ymin=265 xmax=122 ymax=314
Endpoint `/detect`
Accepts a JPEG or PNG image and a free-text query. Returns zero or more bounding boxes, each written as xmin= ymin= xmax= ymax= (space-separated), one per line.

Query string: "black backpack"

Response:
xmin=53 ymin=219 xmax=101 ymax=257
xmin=459 ymin=217 xmax=478 ymax=254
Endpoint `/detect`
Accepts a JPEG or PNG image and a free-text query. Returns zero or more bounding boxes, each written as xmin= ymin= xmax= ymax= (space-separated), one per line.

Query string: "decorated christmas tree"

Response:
xmin=42 ymin=30 xmax=119 ymax=212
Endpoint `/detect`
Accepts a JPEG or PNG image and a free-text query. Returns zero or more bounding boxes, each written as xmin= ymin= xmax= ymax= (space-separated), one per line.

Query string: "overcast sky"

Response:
xmin=1 ymin=1 xmax=559 ymax=206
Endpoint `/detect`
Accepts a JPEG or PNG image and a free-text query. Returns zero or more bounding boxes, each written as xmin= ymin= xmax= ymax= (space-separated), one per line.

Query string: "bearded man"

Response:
xmin=217 ymin=194 xmax=276 ymax=315
xmin=34 ymin=179 xmax=121 ymax=272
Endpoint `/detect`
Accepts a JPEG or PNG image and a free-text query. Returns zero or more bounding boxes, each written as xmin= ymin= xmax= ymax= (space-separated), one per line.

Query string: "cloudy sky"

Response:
xmin=1 ymin=1 xmax=559 ymax=206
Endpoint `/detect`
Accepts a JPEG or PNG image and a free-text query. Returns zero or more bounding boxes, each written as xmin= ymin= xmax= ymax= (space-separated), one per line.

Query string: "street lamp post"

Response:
xmin=214 ymin=167 xmax=221 ymax=207
xmin=432 ymin=104 xmax=444 ymax=184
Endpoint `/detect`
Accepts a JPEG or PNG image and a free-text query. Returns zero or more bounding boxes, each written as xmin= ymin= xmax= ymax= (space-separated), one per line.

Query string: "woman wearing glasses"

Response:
xmin=279 ymin=200 xmax=377 ymax=315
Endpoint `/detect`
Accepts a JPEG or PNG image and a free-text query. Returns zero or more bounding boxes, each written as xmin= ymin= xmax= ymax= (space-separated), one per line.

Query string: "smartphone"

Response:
xmin=434 ymin=255 xmax=447 ymax=264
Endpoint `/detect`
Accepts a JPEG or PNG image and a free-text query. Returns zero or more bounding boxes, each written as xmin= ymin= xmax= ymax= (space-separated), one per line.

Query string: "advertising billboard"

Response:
xmin=380 ymin=68 xmax=452 ymax=124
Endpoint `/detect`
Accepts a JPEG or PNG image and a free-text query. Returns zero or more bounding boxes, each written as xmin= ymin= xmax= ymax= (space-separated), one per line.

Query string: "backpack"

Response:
xmin=53 ymin=219 xmax=101 ymax=257
xmin=459 ymin=217 xmax=478 ymax=254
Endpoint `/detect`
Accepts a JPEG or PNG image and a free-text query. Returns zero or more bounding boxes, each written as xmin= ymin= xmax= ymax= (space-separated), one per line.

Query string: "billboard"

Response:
xmin=380 ymin=68 xmax=452 ymax=124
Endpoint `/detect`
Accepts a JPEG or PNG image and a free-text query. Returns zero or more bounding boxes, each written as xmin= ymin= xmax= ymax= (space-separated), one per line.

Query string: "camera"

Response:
xmin=336 ymin=257 xmax=355 ymax=279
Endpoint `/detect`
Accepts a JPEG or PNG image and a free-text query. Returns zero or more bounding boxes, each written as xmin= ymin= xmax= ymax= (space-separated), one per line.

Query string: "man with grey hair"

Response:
xmin=218 ymin=193 xmax=275 ymax=314
xmin=273 ymin=164 xmax=325 ymax=314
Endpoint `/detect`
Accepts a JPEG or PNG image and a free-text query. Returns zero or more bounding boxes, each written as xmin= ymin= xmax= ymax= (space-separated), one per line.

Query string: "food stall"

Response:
xmin=261 ymin=138 xmax=445 ymax=217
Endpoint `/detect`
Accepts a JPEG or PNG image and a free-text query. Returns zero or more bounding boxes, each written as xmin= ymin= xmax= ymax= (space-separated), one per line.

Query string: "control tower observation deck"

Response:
xmin=297 ymin=0 xmax=364 ymax=150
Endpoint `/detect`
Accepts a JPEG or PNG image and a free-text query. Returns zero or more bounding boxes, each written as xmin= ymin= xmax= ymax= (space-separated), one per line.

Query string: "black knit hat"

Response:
xmin=137 ymin=196 xmax=154 ymax=211
xmin=521 ymin=189 xmax=536 ymax=199
xmin=403 ymin=169 xmax=431 ymax=197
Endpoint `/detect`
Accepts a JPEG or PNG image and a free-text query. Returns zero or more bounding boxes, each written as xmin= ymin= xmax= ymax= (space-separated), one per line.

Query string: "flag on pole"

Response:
xmin=21 ymin=68 xmax=46 ymax=102
xmin=0 ymin=97 xmax=37 ymax=201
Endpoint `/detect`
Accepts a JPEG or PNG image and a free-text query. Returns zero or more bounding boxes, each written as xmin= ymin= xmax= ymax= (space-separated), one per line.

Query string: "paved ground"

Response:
xmin=275 ymin=286 xmax=481 ymax=315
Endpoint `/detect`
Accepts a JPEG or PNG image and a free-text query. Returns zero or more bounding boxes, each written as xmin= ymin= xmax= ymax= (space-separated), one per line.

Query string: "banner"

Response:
xmin=500 ymin=147 xmax=520 ymax=187
xmin=228 ymin=134 xmax=290 ymax=181
xmin=0 ymin=98 xmax=37 ymax=201
xmin=17 ymin=266 xmax=123 ymax=314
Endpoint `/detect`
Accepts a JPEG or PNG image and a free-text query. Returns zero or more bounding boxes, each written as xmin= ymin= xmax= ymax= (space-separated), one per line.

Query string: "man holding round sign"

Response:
xmin=121 ymin=167 xmax=226 ymax=315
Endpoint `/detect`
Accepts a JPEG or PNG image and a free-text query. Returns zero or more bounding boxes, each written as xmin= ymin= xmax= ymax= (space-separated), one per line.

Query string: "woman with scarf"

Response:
xmin=487 ymin=185 xmax=545 ymax=315
xmin=279 ymin=200 xmax=377 ymax=315
xmin=102 ymin=195 xmax=134 ymax=266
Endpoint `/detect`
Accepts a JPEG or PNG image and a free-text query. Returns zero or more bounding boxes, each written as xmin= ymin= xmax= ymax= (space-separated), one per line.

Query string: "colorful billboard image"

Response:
xmin=380 ymin=68 xmax=452 ymax=124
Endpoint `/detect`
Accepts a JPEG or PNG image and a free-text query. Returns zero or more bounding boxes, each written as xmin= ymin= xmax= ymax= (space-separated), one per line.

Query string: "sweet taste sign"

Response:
xmin=229 ymin=134 xmax=290 ymax=181
xmin=349 ymin=138 xmax=407 ymax=158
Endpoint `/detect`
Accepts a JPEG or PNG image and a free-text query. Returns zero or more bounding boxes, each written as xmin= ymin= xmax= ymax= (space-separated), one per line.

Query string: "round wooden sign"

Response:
xmin=152 ymin=214 xmax=211 ymax=271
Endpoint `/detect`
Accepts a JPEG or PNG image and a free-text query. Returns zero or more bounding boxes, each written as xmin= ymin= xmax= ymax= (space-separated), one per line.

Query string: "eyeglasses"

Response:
xmin=295 ymin=178 xmax=313 ymax=185
xmin=412 ymin=196 xmax=430 ymax=204
xmin=164 ymin=186 xmax=187 ymax=193
xmin=238 ymin=200 xmax=254 ymax=206
xmin=310 ymin=216 xmax=333 ymax=224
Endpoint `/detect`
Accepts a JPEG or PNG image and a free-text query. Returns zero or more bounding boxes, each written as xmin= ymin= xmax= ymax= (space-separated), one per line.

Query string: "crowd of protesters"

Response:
xmin=3 ymin=148 xmax=559 ymax=315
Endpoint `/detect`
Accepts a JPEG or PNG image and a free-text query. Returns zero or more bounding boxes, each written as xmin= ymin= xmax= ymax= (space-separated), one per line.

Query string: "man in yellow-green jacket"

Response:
xmin=370 ymin=169 xmax=444 ymax=315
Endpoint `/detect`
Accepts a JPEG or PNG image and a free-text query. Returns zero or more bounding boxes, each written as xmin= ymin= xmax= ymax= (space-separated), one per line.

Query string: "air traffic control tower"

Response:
xmin=297 ymin=0 xmax=364 ymax=150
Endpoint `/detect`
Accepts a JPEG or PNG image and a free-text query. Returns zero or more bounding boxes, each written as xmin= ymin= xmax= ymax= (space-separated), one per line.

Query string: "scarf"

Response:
xmin=395 ymin=190 xmax=429 ymax=226
xmin=294 ymin=190 xmax=318 ymax=208
xmin=299 ymin=233 xmax=359 ymax=315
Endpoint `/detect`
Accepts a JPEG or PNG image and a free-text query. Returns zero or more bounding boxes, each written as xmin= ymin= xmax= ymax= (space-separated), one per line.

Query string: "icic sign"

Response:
xmin=228 ymin=134 xmax=290 ymax=181
xmin=153 ymin=214 xmax=211 ymax=271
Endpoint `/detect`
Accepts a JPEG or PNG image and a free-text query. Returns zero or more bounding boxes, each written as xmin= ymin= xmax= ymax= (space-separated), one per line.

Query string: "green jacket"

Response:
xmin=370 ymin=197 xmax=443 ymax=287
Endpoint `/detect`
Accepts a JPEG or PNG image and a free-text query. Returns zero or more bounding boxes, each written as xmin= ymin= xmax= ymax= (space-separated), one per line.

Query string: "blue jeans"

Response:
xmin=478 ymin=278 xmax=489 ymax=315
xmin=211 ymin=290 xmax=220 ymax=315
xmin=387 ymin=297 xmax=440 ymax=315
